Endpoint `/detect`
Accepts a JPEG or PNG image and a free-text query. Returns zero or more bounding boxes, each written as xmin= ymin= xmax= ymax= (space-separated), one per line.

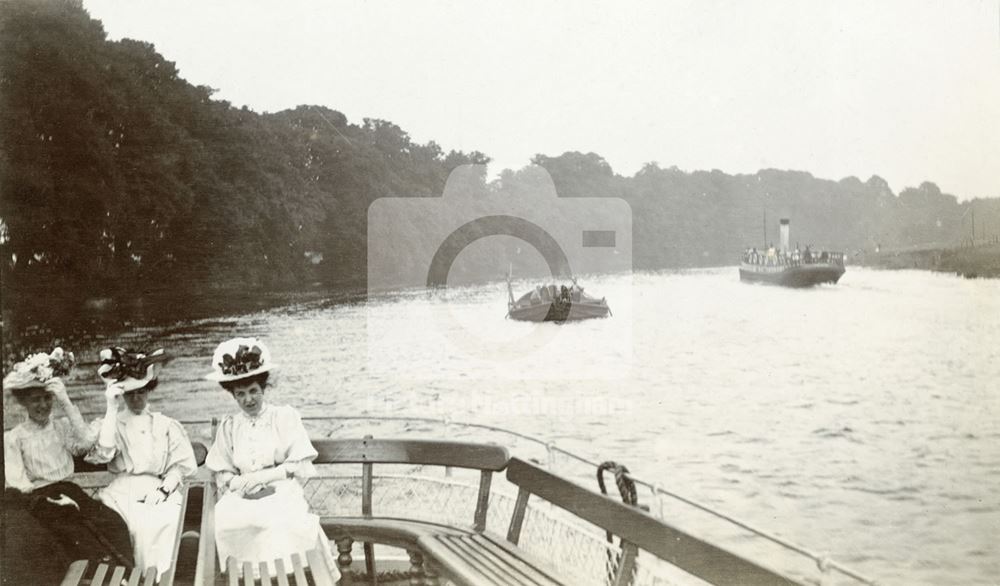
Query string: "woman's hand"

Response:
xmin=104 ymin=383 xmax=124 ymax=406
xmin=45 ymin=378 xmax=69 ymax=402
xmin=142 ymin=486 xmax=170 ymax=505
xmin=242 ymin=467 xmax=287 ymax=489
xmin=227 ymin=475 xmax=252 ymax=495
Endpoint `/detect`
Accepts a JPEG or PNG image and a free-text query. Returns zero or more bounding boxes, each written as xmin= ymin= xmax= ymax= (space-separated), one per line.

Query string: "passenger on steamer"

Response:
xmin=3 ymin=348 xmax=134 ymax=583
xmin=204 ymin=337 xmax=338 ymax=581
xmin=87 ymin=347 xmax=198 ymax=578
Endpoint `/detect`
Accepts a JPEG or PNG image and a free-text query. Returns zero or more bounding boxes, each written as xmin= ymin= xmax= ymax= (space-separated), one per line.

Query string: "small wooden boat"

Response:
xmin=507 ymin=280 xmax=611 ymax=322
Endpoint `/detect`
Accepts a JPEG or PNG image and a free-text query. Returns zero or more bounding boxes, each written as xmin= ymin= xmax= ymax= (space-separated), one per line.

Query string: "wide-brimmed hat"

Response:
xmin=3 ymin=348 xmax=75 ymax=392
xmin=98 ymin=347 xmax=170 ymax=392
xmin=205 ymin=337 xmax=274 ymax=383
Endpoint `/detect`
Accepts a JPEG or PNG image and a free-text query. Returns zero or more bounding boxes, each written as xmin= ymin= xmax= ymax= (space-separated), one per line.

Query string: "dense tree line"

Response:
xmin=1 ymin=0 xmax=997 ymax=312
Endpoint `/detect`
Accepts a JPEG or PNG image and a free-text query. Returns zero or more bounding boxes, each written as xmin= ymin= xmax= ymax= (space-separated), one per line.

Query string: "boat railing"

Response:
xmin=176 ymin=414 xmax=878 ymax=585
xmin=741 ymin=251 xmax=846 ymax=268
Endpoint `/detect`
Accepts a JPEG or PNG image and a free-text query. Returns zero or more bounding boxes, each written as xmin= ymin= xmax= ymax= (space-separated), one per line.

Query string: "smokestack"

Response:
xmin=779 ymin=219 xmax=790 ymax=254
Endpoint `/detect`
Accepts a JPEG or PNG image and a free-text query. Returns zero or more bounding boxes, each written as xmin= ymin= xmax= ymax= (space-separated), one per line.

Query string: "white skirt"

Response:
xmin=98 ymin=473 xmax=184 ymax=578
xmin=214 ymin=478 xmax=338 ymax=580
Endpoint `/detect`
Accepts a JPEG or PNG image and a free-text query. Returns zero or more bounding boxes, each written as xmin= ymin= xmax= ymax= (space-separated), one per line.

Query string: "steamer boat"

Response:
xmin=740 ymin=219 xmax=846 ymax=287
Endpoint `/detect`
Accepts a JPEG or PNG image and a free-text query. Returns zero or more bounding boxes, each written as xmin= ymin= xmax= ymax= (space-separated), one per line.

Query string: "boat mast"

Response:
xmin=762 ymin=206 xmax=767 ymax=248
xmin=507 ymin=263 xmax=515 ymax=306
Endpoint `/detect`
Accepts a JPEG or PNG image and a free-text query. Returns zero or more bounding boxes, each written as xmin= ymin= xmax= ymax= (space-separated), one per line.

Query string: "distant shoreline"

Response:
xmin=853 ymin=243 xmax=1000 ymax=279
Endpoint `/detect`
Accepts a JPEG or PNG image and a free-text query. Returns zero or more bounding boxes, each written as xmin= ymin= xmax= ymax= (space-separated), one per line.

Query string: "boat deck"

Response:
xmin=58 ymin=418 xmax=878 ymax=586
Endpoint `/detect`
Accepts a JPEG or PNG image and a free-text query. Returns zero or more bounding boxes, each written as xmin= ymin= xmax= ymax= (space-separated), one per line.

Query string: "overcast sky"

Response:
xmin=84 ymin=0 xmax=1000 ymax=200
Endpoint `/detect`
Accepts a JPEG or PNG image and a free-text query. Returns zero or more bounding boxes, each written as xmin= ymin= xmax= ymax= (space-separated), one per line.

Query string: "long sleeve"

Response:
xmin=205 ymin=417 xmax=238 ymax=490
xmin=4 ymin=431 xmax=33 ymax=493
xmin=160 ymin=418 xmax=198 ymax=490
xmin=206 ymin=417 xmax=238 ymax=474
xmin=84 ymin=417 xmax=118 ymax=464
xmin=55 ymin=395 xmax=96 ymax=455
xmin=276 ymin=406 xmax=318 ymax=479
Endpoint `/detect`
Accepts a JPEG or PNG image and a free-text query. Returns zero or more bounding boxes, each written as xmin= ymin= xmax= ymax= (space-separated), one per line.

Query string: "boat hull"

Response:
xmin=508 ymin=301 xmax=610 ymax=322
xmin=739 ymin=264 xmax=845 ymax=287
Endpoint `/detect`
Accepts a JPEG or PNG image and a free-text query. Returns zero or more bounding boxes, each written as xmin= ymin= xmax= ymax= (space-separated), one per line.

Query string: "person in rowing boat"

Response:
xmin=87 ymin=347 xmax=198 ymax=579
xmin=204 ymin=337 xmax=338 ymax=581
xmin=3 ymin=348 xmax=134 ymax=583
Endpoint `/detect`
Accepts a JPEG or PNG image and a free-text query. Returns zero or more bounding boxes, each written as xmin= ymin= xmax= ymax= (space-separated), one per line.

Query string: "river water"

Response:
xmin=3 ymin=267 xmax=998 ymax=585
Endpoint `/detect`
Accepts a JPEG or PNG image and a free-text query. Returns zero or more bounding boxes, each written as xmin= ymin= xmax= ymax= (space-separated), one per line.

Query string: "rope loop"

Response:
xmin=597 ymin=461 xmax=639 ymax=508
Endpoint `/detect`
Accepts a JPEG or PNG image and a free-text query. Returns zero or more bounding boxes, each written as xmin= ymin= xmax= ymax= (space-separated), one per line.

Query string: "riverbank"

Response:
xmin=854 ymin=243 xmax=1000 ymax=279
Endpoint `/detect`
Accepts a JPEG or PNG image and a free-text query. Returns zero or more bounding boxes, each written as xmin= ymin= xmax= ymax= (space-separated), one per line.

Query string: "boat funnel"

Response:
xmin=779 ymin=219 xmax=790 ymax=254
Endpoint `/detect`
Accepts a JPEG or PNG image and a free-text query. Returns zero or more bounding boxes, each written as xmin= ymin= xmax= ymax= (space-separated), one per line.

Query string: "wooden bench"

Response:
xmin=62 ymin=443 xmax=211 ymax=586
xmin=60 ymin=483 xmax=199 ymax=586
xmin=312 ymin=438 xmax=510 ymax=583
xmin=223 ymin=551 xmax=338 ymax=586
xmin=418 ymin=457 xmax=802 ymax=586
xmin=314 ymin=437 xmax=804 ymax=586
xmin=194 ymin=479 xmax=340 ymax=585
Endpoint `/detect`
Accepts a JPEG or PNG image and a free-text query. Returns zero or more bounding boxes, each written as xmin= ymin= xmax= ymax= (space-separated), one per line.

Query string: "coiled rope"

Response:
xmin=597 ymin=461 xmax=641 ymax=582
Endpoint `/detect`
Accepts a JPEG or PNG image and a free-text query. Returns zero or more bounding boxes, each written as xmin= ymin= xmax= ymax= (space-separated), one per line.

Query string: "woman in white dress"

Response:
xmin=204 ymin=337 xmax=337 ymax=580
xmin=86 ymin=347 xmax=198 ymax=577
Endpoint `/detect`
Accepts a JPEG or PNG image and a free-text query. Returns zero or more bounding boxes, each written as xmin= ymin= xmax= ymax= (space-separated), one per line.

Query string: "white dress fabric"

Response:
xmin=86 ymin=409 xmax=197 ymax=576
xmin=206 ymin=404 xmax=337 ymax=580
xmin=4 ymin=417 xmax=94 ymax=492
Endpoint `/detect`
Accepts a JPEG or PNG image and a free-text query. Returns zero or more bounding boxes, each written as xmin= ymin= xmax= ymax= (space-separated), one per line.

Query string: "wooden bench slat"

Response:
xmin=420 ymin=534 xmax=564 ymax=586
xmin=473 ymin=534 xmax=568 ymax=586
xmin=142 ymin=567 xmax=157 ymax=586
xmin=126 ymin=567 xmax=142 ymax=586
xmin=195 ymin=483 xmax=217 ymax=586
xmin=442 ymin=535 xmax=533 ymax=585
xmin=290 ymin=552 xmax=308 ymax=585
xmin=506 ymin=458 xmax=800 ymax=586
xmin=313 ymin=439 xmax=509 ymax=470
xmin=108 ymin=565 xmax=126 ymax=586
xmin=91 ymin=563 xmax=109 ymax=585
xmin=275 ymin=558 xmax=291 ymax=586
xmin=60 ymin=560 xmax=89 ymax=586
xmin=226 ymin=557 xmax=240 ymax=586
xmin=242 ymin=561 xmax=254 ymax=585
xmin=305 ymin=549 xmax=337 ymax=586
xmin=260 ymin=560 xmax=273 ymax=585
xmin=470 ymin=534 xmax=565 ymax=586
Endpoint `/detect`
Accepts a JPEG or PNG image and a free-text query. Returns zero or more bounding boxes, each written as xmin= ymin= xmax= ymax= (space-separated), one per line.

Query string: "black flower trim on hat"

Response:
xmin=219 ymin=345 xmax=263 ymax=376
xmin=99 ymin=347 xmax=162 ymax=381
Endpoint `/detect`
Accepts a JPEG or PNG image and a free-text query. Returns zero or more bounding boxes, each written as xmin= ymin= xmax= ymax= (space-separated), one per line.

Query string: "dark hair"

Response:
xmin=220 ymin=371 xmax=269 ymax=394
xmin=140 ymin=378 xmax=159 ymax=392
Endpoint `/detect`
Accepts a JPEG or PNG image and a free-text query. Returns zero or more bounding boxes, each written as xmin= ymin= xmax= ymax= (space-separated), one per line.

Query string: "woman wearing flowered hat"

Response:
xmin=3 ymin=348 xmax=134 ymax=583
xmin=85 ymin=347 xmax=198 ymax=577
xmin=204 ymin=337 xmax=337 ymax=581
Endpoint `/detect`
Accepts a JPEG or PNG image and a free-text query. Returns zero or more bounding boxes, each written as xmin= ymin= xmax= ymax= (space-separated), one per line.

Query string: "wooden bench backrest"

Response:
xmin=312 ymin=438 xmax=509 ymax=470
xmin=505 ymin=458 xmax=802 ymax=586
xmin=311 ymin=438 xmax=510 ymax=532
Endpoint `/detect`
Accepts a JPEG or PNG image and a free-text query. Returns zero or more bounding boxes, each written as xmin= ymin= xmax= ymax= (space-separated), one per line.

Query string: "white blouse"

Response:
xmin=206 ymin=404 xmax=317 ymax=485
xmin=86 ymin=409 xmax=197 ymax=488
xmin=4 ymin=417 xmax=95 ymax=492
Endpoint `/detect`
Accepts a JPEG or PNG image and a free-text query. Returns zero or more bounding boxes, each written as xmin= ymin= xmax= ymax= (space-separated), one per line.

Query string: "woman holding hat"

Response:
xmin=205 ymin=337 xmax=337 ymax=580
xmin=3 ymin=348 xmax=134 ymax=582
xmin=86 ymin=347 xmax=198 ymax=577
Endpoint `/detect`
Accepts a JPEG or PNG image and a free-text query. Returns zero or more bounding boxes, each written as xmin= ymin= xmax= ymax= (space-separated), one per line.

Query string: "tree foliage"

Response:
xmin=1 ymin=0 xmax=995 ymax=312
